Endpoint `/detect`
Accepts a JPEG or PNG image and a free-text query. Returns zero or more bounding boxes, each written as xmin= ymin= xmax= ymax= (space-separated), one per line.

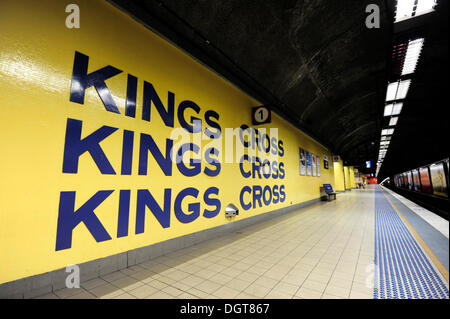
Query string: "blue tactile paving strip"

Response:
xmin=383 ymin=189 xmax=449 ymax=272
xmin=374 ymin=187 xmax=449 ymax=299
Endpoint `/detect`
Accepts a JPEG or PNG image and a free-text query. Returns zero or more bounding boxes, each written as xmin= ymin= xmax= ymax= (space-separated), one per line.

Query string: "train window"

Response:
xmin=412 ymin=169 xmax=420 ymax=191
xmin=446 ymin=159 xmax=449 ymax=192
xmin=407 ymin=171 xmax=413 ymax=190
xmin=430 ymin=162 xmax=448 ymax=198
xmin=419 ymin=167 xmax=432 ymax=193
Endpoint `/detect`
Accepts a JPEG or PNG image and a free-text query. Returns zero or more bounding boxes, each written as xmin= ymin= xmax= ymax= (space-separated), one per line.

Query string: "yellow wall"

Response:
xmin=344 ymin=166 xmax=351 ymax=190
xmin=344 ymin=166 xmax=356 ymax=189
xmin=333 ymin=160 xmax=345 ymax=192
xmin=0 ymin=0 xmax=335 ymax=284
xmin=349 ymin=166 xmax=356 ymax=188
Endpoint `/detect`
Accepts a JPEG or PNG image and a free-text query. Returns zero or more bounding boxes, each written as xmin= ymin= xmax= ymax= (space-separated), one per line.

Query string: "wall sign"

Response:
xmin=317 ymin=156 xmax=321 ymax=177
xmin=306 ymin=151 xmax=312 ymax=176
xmin=0 ymin=0 xmax=337 ymax=285
xmin=252 ymin=106 xmax=271 ymax=125
xmin=312 ymin=154 xmax=317 ymax=177
xmin=299 ymin=148 xmax=306 ymax=176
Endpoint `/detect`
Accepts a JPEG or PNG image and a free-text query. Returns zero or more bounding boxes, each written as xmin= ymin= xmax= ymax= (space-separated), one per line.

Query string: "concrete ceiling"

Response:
xmin=110 ymin=0 xmax=448 ymax=176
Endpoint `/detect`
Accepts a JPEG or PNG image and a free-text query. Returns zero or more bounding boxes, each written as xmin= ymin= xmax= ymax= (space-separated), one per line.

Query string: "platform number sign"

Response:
xmin=252 ymin=106 xmax=271 ymax=125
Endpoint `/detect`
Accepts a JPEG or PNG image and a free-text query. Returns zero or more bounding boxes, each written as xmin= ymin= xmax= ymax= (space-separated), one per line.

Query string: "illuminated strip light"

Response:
xmin=385 ymin=80 xmax=411 ymax=101
xmin=395 ymin=0 xmax=437 ymax=23
xmin=382 ymin=128 xmax=395 ymax=135
xmin=389 ymin=116 xmax=399 ymax=126
xmin=386 ymin=82 xmax=399 ymax=101
xmin=384 ymin=103 xmax=403 ymax=116
xmin=402 ymin=38 xmax=424 ymax=75
xmin=397 ymin=80 xmax=411 ymax=99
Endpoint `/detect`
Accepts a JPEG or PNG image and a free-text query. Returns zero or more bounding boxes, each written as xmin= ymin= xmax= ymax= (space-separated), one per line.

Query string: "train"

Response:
xmin=387 ymin=158 xmax=449 ymax=219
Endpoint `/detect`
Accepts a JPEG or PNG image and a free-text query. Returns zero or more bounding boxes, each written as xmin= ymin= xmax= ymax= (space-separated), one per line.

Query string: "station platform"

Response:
xmin=33 ymin=185 xmax=449 ymax=299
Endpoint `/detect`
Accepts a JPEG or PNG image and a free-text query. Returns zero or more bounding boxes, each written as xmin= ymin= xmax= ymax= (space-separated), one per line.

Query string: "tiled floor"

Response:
xmin=36 ymin=187 xmax=378 ymax=299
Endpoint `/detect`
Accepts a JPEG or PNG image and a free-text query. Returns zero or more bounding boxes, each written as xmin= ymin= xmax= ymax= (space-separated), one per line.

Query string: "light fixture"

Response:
xmin=396 ymin=80 xmax=411 ymax=99
xmin=385 ymin=80 xmax=411 ymax=101
xmin=389 ymin=117 xmax=399 ymax=126
xmin=381 ymin=128 xmax=395 ymax=135
xmin=395 ymin=0 xmax=437 ymax=23
xmin=402 ymin=38 xmax=424 ymax=75
xmin=386 ymin=82 xmax=399 ymax=101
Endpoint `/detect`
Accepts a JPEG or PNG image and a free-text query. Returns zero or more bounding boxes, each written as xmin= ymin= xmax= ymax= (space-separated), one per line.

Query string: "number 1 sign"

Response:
xmin=252 ymin=106 xmax=271 ymax=125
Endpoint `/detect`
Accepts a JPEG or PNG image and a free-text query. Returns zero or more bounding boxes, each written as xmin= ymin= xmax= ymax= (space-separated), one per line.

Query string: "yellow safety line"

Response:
xmin=380 ymin=187 xmax=449 ymax=283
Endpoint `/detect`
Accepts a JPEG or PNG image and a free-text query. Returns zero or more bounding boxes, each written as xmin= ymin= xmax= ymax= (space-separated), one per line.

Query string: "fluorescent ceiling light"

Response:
xmin=389 ymin=117 xmax=399 ymax=126
xmin=392 ymin=103 xmax=403 ymax=115
xmin=381 ymin=128 xmax=395 ymax=135
xmin=396 ymin=80 xmax=411 ymax=99
xmin=416 ymin=0 xmax=437 ymax=14
xmin=395 ymin=0 xmax=437 ymax=23
xmin=395 ymin=0 xmax=416 ymax=22
xmin=402 ymin=38 xmax=424 ymax=75
xmin=385 ymin=80 xmax=411 ymax=101
xmin=384 ymin=104 xmax=393 ymax=116
xmin=386 ymin=83 xmax=399 ymax=101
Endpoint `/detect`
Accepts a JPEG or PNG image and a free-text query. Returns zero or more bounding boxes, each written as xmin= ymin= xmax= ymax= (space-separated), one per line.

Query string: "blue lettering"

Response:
xmin=136 ymin=189 xmax=171 ymax=234
xmin=174 ymin=188 xmax=200 ymax=223
xmin=203 ymin=187 xmax=221 ymax=218
xmin=139 ymin=133 xmax=173 ymax=176
xmin=55 ymin=190 xmax=113 ymax=250
xmin=142 ymin=81 xmax=175 ymax=127
xmin=69 ymin=51 xmax=122 ymax=113
xmin=62 ymin=118 xmax=117 ymax=174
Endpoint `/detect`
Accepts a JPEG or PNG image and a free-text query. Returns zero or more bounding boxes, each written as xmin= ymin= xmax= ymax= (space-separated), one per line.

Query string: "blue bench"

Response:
xmin=323 ymin=184 xmax=337 ymax=200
